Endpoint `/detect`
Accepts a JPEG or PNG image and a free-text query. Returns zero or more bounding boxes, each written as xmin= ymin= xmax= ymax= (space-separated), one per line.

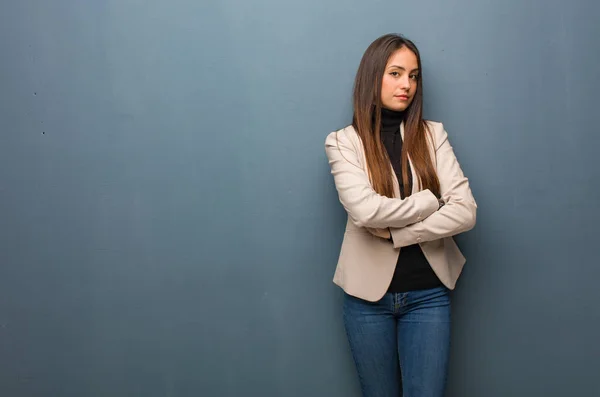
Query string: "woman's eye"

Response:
xmin=410 ymin=74 xmax=419 ymax=80
xmin=390 ymin=72 xmax=399 ymax=77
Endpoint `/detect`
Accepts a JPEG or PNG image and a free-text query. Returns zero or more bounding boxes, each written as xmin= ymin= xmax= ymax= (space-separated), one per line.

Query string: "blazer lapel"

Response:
xmin=400 ymin=121 xmax=419 ymax=195
xmin=358 ymin=122 xmax=419 ymax=199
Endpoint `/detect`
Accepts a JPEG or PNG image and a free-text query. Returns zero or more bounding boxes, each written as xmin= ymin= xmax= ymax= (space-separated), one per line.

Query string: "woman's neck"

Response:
xmin=380 ymin=107 xmax=405 ymax=133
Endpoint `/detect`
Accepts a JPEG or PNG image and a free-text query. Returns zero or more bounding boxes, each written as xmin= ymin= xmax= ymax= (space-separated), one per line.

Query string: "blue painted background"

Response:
xmin=1 ymin=1 xmax=599 ymax=396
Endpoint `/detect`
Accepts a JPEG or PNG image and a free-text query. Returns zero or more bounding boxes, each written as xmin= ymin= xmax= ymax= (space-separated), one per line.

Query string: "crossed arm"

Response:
xmin=324 ymin=123 xmax=476 ymax=247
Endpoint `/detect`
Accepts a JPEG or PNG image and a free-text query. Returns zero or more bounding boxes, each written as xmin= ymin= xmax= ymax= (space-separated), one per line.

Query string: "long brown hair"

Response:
xmin=352 ymin=33 xmax=440 ymax=198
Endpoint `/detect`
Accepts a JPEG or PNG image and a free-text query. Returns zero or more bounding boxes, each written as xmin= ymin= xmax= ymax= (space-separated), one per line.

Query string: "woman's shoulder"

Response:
xmin=423 ymin=119 xmax=448 ymax=150
xmin=424 ymin=119 xmax=444 ymax=134
xmin=325 ymin=124 xmax=360 ymax=146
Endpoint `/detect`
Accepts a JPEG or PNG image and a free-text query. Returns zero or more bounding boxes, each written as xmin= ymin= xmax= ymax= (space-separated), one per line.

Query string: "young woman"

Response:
xmin=324 ymin=33 xmax=477 ymax=397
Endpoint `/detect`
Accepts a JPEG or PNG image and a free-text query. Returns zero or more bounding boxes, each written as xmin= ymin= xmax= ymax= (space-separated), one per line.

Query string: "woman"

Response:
xmin=324 ymin=33 xmax=477 ymax=397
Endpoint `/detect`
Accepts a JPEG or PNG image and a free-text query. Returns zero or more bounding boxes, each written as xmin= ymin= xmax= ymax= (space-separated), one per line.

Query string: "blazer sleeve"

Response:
xmin=325 ymin=128 xmax=440 ymax=229
xmin=390 ymin=122 xmax=477 ymax=247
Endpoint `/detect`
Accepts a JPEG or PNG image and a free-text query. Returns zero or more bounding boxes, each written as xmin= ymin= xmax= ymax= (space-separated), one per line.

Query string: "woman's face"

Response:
xmin=380 ymin=46 xmax=419 ymax=111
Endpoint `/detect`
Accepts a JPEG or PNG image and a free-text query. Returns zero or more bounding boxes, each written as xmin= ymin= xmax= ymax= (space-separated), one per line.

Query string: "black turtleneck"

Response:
xmin=379 ymin=107 xmax=443 ymax=293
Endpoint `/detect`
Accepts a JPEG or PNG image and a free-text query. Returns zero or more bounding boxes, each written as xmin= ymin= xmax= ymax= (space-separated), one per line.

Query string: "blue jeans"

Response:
xmin=342 ymin=286 xmax=451 ymax=397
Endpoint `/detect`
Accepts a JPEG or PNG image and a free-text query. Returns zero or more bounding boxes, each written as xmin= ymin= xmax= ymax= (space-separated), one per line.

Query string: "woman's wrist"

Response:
xmin=438 ymin=199 xmax=445 ymax=210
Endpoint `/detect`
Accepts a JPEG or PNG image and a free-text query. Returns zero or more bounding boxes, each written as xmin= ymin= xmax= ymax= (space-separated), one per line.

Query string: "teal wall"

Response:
xmin=1 ymin=1 xmax=599 ymax=396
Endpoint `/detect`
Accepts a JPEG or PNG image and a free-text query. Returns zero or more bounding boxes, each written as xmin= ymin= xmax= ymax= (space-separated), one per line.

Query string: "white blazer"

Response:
xmin=325 ymin=120 xmax=477 ymax=301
